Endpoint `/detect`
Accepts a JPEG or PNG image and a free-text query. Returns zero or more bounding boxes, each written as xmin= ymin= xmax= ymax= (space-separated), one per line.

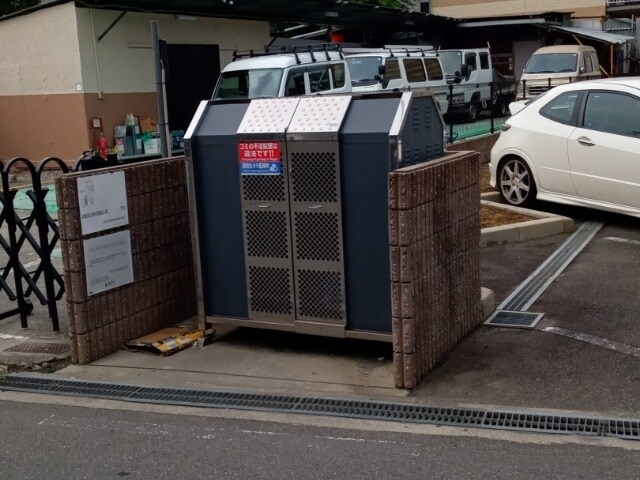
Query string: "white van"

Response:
xmin=520 ymin=45 xmax=601 ymax=98
xmin=344 ymin=47 xmax=449 ymax=114
xmin=212 ymin=46 xmax=351 ymax=100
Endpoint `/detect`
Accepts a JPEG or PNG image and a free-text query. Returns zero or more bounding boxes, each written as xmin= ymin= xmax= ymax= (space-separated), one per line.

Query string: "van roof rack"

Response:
xmin=232 ymin=43 xmax=344 ymax=64
xmin=385 ymin=46 xmax=438 ymax=58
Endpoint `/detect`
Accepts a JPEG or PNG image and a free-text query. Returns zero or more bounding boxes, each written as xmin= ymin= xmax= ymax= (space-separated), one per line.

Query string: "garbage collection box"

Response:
xmin=185 ymin=92 xmax=445 ymax=340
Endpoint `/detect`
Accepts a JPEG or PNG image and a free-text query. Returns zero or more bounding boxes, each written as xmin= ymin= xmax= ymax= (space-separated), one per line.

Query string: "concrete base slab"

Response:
xmin=55 ymin=324 xmax=408 ymax=399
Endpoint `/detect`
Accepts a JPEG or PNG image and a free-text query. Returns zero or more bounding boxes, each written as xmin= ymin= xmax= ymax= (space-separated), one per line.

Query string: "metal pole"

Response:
xmin=448 ymin=83 xmax=454 ymax=143
xmin=151 ymin=21 xmax=169 ymax=158
xmin=490 ymin=82 xmax=495 ymax=134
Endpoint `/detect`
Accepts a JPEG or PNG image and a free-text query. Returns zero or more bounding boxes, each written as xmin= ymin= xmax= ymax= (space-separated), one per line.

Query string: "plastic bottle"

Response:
xmin=98 ymin=132 xmax=108 ymax=159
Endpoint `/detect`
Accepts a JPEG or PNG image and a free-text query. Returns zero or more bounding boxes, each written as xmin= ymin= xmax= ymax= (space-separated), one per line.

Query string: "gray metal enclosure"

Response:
xmin=185 ymin=92 xmax=444 ymax=341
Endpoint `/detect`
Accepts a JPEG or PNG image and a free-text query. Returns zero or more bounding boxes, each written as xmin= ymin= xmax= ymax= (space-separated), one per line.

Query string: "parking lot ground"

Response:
xmin=411 ymin=204 xmax=640 ymax=418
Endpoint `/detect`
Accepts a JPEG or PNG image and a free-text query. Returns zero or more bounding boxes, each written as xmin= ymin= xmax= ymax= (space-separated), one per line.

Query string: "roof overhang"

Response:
xmin=0 ymin=0 xmax=455 ymax=31
xmin=543 ymin=25 xmax=635 ymax=45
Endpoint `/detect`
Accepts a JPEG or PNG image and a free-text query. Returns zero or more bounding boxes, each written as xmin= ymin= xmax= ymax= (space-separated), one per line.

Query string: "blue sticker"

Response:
xmin=239 ymin=161 xmax=282 ymax=175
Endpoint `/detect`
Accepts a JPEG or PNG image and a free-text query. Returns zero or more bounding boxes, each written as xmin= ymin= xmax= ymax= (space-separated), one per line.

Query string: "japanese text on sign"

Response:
xmin=238 ymin=141 xmax=281 ymax=176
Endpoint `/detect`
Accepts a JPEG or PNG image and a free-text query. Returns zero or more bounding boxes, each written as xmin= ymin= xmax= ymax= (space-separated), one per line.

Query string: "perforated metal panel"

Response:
xmin=238 ymin=99 xmax=299 ymax=324
xmin=289 ymin=141 xmax=346 ymax=325
xmin=288 ymin=96 xmax=352 ymax=133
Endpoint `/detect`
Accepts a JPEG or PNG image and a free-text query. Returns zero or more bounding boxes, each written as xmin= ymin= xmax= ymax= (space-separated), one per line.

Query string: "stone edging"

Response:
xmin=480 ymin=193 xmax=576 ymax=247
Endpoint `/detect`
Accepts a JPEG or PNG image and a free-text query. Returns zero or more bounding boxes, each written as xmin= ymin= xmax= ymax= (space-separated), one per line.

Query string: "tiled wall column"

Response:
xmin=56 ymin=158 xmax=197 ymax=364
xmin=390 ymin=151 xmax=483 ymax=389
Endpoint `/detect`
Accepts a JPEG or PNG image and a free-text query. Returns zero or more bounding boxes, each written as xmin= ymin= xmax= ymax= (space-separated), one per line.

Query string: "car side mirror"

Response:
xmin=579 ymin=66 xmax=585 ymax=74
xmin=378 ymin=65 xmax=386 ymax=75
xmin=453 ymin=71 xmax=462 ymax=84
xmin=374 ymin=74 xmax=382 ymax=82
xmin=460 ymin=64 xmax=469 ymax=79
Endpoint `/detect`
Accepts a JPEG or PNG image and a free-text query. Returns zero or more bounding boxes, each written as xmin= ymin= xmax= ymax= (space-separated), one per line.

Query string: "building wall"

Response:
xmin=0 ymin=2 xmax=88 ymax=162
xmin=0 ymin=4 xmax=270 ymax=162
xmin=430 ymin=0 xmax=606 ymax=19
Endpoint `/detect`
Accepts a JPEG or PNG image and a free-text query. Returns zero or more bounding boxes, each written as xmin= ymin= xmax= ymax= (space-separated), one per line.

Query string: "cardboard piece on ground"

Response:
xmin=124 ymin=326 xmax=215 ymax=356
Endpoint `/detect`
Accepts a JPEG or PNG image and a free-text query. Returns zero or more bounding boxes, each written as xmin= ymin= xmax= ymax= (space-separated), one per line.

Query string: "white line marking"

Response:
xmin=37 ymin=414 xmax=55 ymax=425
xmin=542 ymin=327 xmax=640 ymax=359
xmin=0 ymin=333 xmax=29 ymax=340
xmin=603 ymin=237 xmax=640 ymax=247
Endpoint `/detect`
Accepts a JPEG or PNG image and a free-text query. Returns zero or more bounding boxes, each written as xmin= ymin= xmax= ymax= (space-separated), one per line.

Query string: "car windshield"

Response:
xmin=213 ymin=68 xmax=283 ymax=99
xmin=346 ymin=56 xmax=383 ymax=86
xmin=524 ymin=53 xmax=578 ymax=74
xmin=438 ymin=51 xmax=463 ymax=75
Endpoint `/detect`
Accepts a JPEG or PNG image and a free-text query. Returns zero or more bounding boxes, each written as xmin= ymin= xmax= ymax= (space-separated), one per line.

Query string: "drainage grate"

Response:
xmin=485 ymin=311 xmax=543 ymax=329
xmin=499 ymin=221 xmax=603 ymax=312
xmin=1 ymin=374 xmax=639 ymax=441
xmin=4 ymin=342 xmax=70 ymax=355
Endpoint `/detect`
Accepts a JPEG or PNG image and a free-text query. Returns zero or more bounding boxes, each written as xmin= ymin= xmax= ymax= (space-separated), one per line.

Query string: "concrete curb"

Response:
xmin=480 ymin=198 xmax=576 ymax=247
xmin=481 ymin=287 xmax=495 ymax=320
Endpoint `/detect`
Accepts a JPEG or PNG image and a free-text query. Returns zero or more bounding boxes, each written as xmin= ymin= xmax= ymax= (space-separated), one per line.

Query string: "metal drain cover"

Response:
xmin=485 ymin=310 xmax=544 ymax=329
xmin=4 ymin=342 xmax=70 ymax=355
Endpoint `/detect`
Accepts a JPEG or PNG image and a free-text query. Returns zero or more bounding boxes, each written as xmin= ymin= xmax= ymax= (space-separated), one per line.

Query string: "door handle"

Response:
xmin=308 ymin=205 xmax=323 ymax=210
xmin=577 ymin=137 xmax=595 ymax=147
xmin=258 ymin=204 xmax=272 ymax=209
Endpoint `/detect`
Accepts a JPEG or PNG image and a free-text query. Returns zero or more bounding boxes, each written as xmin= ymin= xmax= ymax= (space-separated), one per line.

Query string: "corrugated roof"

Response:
xmin=547 ymin=25 xmax=635 ymax=45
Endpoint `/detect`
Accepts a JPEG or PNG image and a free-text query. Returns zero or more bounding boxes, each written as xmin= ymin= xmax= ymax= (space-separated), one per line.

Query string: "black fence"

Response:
xmin=0 ymin=157 xmax=69 ymax=331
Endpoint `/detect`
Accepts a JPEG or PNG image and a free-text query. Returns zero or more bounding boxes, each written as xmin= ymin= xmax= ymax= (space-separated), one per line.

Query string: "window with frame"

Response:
xmin=284 ymin=69 xmax=305 ymax=97
xmin=331 ymin=63 xmax=345 ymax=88
xmin=308 ymin=66 xmax=331 ymax=93
xmin=539 ymin=91 xmax=581 ymax=125
xmin=583 ymin=91 xmax=640 ymax=138
xmin=465 ymin=52 xmax=477 ymax=71
xmin=479 ymin=52 xmax=490 ymax=70
xmin=403 ymin=58 xmax=426 ymax=82
xmin=583 ymin=55 xmax=594 ymax=73
xmin=384 ymin=59 xmax=402 ymax=80
xmin=424 ymin=58 xmax=443 ymax=80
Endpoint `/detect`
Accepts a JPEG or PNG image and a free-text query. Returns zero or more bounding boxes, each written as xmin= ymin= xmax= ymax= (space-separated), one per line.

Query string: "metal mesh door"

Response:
xmin=289 ymin=143 xmax=346 ymax=324
xmin=240 ymin=147 xmax=295 ymax=322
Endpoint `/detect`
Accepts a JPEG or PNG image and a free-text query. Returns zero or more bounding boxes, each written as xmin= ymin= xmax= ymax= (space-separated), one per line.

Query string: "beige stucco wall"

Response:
xmin=0 ymin=2 xmax=83 ymax=95
xmin=430 ymin=0 xmax=606 ymax=19
xmin=75 ymin=8 xmax=271 ymax=94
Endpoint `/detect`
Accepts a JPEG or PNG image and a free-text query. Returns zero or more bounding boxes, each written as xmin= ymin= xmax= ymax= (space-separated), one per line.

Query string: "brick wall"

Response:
xmin=56 ymin=158 xmax=197 ymax=364
xmin=446 ymin=133 xmax=499 ymax=165
xmin=389 ymin=151 xmax=482 ymax=389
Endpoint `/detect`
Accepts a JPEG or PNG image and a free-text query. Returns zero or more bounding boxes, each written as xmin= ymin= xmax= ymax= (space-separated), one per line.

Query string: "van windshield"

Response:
xmin=346 ymin=56 xmax=383 ymax=86
xmin=438 ymin=50 xmax=462 ymax=75
xmin=213 ymin=68 xmax=283 ymax=99
xmin=524 ymin=53 xmax=578 ymax=74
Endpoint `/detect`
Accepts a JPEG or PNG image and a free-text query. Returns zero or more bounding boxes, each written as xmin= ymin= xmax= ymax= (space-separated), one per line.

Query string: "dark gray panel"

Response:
xmin=399 ymin=95 xmax=444 ymax=167
xmin=191 ymin=102 xmax=250 ymax=318
xmin=340 ymin=97 xmax=401 ymax=141
xmin=339 ymin=142 xmax=392 ymax=333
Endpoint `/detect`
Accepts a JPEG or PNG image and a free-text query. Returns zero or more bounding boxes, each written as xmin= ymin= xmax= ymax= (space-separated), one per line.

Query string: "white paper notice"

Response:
xmin=77 ymin=171 xmax=129 ymax=235
xmin=84 ymin=230 xmax=134 ymax=296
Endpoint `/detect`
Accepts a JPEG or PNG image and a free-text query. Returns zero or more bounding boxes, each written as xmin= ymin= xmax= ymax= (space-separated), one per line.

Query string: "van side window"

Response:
xmin=424 ymin=58 xmax=443 ymax=80
xmin=285 ymin=69 xmax=305 ymax=97
xmin=403 ymin=59 xmax=426 ymax=82
xmin=479 ymin=52 xmax=490 ymax=70
xmin=331 ymin=64 xmax=345 ymax=88
xmin=584 ymin=55 xmax=593 ymax=73
xmin=465 ymin=53 xmax=477 ymax=71
xmin=308 ymin=66 xmax=331 ymax=93
xmin=385 ymin=59 xmax=401 ymax=80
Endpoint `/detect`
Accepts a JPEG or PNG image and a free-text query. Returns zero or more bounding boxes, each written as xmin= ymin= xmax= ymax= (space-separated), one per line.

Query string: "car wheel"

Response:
xmin=498 ymin=157 xmax=536 ymax=207
xmin=492 ymin=99 xmax=506 ymax=117
xmin=467 ymin=103 xmax=479 ymax=122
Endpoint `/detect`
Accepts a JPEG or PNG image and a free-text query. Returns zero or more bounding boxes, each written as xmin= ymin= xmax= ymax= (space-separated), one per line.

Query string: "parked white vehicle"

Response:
xmin=344 ymin=47 xmax=449 ymax=114
xmin=520 ymin=45 xmax=601 ymax=99
xmin=212 ymin=46 xmax=351 ymax=100
xmin=439 ymin=48 xmax=494 ymax=120
xmin=490 ymin=78 xmax=640 ymax=218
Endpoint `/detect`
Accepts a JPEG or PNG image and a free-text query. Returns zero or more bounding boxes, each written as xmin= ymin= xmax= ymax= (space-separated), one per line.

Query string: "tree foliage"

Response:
xmin=0 ymin=0 xmax=40 ymax=17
